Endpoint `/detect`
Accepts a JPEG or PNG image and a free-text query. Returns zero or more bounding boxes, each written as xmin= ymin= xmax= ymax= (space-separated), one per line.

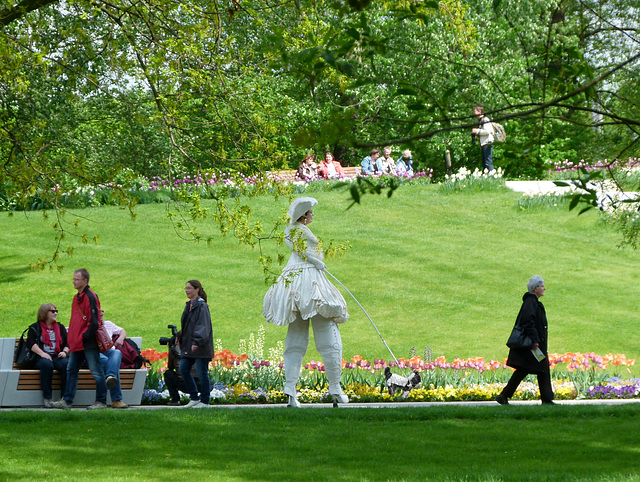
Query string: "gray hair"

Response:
xmin=527 ymin=275 xmax=544 ymax=293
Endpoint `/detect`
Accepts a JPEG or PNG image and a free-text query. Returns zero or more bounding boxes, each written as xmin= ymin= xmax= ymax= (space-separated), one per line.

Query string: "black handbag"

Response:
xmin=506 ymin=324 xmax=533 ymax=349
xmin=14 ymin=327 xmax=38 ymax=367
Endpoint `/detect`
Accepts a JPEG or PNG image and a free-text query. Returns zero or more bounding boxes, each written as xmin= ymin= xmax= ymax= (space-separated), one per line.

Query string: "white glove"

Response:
xmin=308 ymin=256 xmax=326 ymax=271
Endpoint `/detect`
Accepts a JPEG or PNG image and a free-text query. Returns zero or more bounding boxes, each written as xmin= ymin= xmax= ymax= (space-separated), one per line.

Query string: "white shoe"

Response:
xmin=287 ymin=395 xmax=301 ymax=408
xmin=183 ymin=399 xmax=203 ymax=408
xmin=192 ymin=402 xmax=209 ymax=408
xmin=43 ymin=398 xmax=54 ymax=408
xmin=87 ymin=401 xmax=108 ymax=410
xmin=331 ymin=393 xmax=349 ymax=407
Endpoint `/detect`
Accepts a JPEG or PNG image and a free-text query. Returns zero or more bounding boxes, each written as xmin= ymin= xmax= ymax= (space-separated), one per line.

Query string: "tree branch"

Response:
xmin=0 ymin=0 xmax=59 ymax=26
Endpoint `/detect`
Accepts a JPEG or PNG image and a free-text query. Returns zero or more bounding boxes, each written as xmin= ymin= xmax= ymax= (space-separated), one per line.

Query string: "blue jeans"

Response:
xmin=481 ymin=144 xmax=494 ymax=171
xmin=65 ymin=348 xmax=107 ymax=405
xmin=36 ymin=356 xmax=69 ymax=400
xmin=100 ymin=349 xmax=123 ymax=402
xmin=179 ymin=357 xmax=211 ymax=404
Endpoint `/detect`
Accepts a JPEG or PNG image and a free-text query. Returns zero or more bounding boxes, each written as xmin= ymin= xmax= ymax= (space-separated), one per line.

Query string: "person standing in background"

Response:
xmin=472 ymin=105 xmax=495 ymax=172
xmin=52 ymin=268 xmax=108 ymax=410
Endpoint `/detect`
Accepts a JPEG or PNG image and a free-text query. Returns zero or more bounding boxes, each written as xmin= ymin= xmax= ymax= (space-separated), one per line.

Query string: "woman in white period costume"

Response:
xmin=263 ymin=197 xmax=349 ymax=407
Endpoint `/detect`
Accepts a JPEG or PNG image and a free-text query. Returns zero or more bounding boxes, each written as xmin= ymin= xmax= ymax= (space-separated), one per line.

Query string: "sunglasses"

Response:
xmin=49 ymin=309 xmax=58 ymax=313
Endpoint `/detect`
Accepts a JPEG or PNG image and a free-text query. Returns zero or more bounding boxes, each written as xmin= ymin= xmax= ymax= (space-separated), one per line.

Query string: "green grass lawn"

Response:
xmin=1 ymin=185 xmax=639 ymax=371
xmin=2 ymin=405 xmax=639 ymax=481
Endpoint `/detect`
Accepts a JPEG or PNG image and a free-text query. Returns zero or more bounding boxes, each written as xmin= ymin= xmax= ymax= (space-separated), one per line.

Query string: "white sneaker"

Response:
xmin=87 ymin=401 xmax=108 ymax=410
xmin=287 ymin=395 xmax=301 ymax=408
xmin=183 ymin=399 xmax=203 ymax=408
xmin=192 ymin=402 xmax=209 ymax=408
xmin=43 ymin=398 xmax=54 ymax=408
xmin=331 ymin=393 xmax=349 ymax=407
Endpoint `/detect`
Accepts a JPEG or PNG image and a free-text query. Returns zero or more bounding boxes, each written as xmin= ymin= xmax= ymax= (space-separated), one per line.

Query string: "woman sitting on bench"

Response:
xmin=26 ymin=303 xmax=70 ymax=408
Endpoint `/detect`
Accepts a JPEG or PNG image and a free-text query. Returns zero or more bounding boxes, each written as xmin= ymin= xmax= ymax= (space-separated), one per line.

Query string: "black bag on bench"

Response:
xmin=14 ymin=327 xmax=38 ymax=367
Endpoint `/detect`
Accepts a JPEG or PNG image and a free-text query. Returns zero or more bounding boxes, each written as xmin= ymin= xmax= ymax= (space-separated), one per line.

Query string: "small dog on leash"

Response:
xmin=384 ymin=367 xmax=421 ymax=398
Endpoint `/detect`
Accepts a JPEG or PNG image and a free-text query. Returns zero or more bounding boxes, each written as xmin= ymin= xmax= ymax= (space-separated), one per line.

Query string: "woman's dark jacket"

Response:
xmin=26 ymin=321 xmax=69 ymax=356
xmin=179 ymin=297 xmax=214 ymax=359
xmin=506 ymin=292 xmax=548 ymax=374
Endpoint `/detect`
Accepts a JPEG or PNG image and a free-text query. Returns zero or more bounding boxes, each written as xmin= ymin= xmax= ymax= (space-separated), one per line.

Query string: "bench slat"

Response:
xmin=17 ymin=369 xmax=138 ymax=390
xmin=13 ymin=339 xmax=137 ymax=391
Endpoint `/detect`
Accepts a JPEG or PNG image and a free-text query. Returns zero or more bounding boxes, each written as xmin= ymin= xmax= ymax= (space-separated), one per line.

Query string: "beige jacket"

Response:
xmin=477 ymin=116 xmax=495 ymax=146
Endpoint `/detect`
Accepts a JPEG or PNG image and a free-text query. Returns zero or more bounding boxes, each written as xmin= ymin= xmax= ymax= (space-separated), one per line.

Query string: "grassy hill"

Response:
xmin=1 ymin=184 xmax=638 ymax=371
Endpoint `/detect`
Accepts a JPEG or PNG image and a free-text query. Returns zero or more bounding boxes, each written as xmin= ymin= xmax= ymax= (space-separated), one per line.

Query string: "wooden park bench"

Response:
xmin=0 ymin=337 xmax=147 ymax=407
xmin=342 ymin=166 xmax=361 ymax=177
xmin=267 ymin=166 xmax=362 ymax=182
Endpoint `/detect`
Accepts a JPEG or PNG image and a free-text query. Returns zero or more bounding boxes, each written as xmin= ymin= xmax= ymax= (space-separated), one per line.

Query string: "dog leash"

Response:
xmin=325 ymin=269 xmax=401 ymax=367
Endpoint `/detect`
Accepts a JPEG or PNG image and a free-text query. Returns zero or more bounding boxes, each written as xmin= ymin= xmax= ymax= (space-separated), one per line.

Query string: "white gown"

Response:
xmin=263 ymin=223 xmax=348 ymax=326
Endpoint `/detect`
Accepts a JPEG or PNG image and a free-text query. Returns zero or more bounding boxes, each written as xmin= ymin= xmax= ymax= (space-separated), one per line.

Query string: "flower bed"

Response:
xmin=141 ymin=344 xmax=637 ymax=405
xmin=549 ymin=157 xmax=640 ymax=176
xmin=438 ymin=167 xmax=505 ymax=193
xmin=2 ymin=166 xmax=435 ymax=211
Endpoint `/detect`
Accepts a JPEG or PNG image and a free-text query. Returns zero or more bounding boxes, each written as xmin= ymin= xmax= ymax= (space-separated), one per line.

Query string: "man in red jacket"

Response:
xmin=52 ymin=268 xmax=109 ymax=410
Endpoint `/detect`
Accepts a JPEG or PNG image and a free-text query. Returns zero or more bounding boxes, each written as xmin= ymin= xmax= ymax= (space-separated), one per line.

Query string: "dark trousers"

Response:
xmin=163 ymin=369 xmax=201 ymax=402
xmin=179 ymin=357 xmax=211 ymax=404
xmin=501 ymin=366 xmax=554 ymax=403
xmin=481 ymin=144 xmax=494 ymax=171
xmin=35 ymin=356 xmax=69 ymax=400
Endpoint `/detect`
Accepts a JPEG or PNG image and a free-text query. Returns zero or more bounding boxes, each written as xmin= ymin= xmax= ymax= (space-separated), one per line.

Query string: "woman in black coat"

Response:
xmin=178 ymin=280 xmax=214 ymax=408
xmin=26 ymin=303 xmax=70 ymax=407
xmin=496 ymin=276 xmax=555 ymax=405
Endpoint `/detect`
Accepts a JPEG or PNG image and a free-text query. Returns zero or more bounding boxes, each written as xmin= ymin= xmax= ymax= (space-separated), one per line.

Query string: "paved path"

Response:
xmin=505 ymin=180 xmax=571 ymax=194
xmin=3 ymin=398 xmax=639 ymax=411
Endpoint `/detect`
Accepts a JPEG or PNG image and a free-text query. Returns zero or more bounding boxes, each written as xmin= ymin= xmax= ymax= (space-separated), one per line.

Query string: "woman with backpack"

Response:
xmin=178 ymin=279 xmax=214 ymax=408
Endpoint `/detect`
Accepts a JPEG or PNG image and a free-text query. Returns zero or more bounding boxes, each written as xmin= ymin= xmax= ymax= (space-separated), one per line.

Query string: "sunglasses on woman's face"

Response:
xmin=49 ymin=309 xmax=58 ymax=313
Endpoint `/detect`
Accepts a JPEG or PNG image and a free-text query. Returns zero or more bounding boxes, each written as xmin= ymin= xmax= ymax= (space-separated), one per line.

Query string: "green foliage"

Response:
xmin=2 ymin=0 xmax=640 ymax=261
